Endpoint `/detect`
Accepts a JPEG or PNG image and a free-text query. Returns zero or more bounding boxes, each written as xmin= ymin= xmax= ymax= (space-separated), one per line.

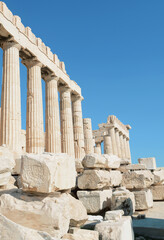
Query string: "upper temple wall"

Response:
xmin=0 ymin=2 xmax=82 ymax=96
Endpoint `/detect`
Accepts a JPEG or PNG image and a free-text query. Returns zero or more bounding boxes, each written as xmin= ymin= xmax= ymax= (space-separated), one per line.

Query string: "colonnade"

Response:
xmin=0 ymin=40 xmax=85 ymax=159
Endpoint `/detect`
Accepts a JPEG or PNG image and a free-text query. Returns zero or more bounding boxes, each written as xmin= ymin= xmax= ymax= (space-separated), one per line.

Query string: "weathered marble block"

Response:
xmin=77 ymin=190 xmax=112 ymax=213
xmin=138 ymin=157 xmax=156 ymax=170
xmin=69 ymin=228 xmax=99 ymax=240
xmin=21 ymin=153 xmax=76 ymax=193
xmin=111 ymin=187 xmax=135 ymax=216
xmin=77 ymin=169 xmax=122 ymax=190
xmin=82 ymin=153 xmax=120 ymax=169
xmin=104 ymin=210 xmax=124 ymax=221
xmin=150 ymin=185 xmax=164 ymax=200
xmin=122 ymin=170 xmax=154 ymax=190
xmin=153 ymin=169 xmax=164 ymax=185
xmin=0 ymin=193 xmax=87 ymax=239
xmin=133 ymin=189 xmax=153 ymax=210
xmin=0 ymin=146 xmax=15 ymax=174
xmin=126 ymin=164 xmax=146 ymax=171
xmin=95 ymin=216 xmax=134 ymax=240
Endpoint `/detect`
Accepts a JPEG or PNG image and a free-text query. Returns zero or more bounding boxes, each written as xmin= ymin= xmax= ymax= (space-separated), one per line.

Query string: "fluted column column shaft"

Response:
xmin=123 ymin=136 xmax=128 ymax=159
xmin=94 ymin=142 xmax=101 ymax=155
xmin=108 ymin=127 xmax=118 ymax=156
xmin=104 ymin=135 xmax=113 ymax=154
xmin=72 ymin=96 xmax=85 ymax=160
xmin=120 ymin=133 xmax=125 ymax=159
xmin=115 ymin=129 xmax=122 ymax=158
xmin=83 ymin=118 xmax=94 ymax=154
xmin=126 ymin=139 xmax=131 ymax=162
xmin=1 ymin=42 xmax=21 ymax=152
xmin=45 ymin=76 xmax=61 ymax=153
xmin=60 ymin=87 xmax=75 ymax=157
xmin=26 ymin=61 xmax=44 ymax=154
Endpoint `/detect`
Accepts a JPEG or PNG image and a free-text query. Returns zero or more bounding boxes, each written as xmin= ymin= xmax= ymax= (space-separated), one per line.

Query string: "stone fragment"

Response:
xmin=138 ymin=157 xmax=156 ymax=170
xmin=133 ymin=189 xmax=153 ymax=210
xmin=62 ymin=233 xmax=83 ymax=240
xmin=0 ymin=172 xmax=11 ymax=186
xmin=69 ymin=228 xmax=99 ymax=240
xmin=111 ymin=187 xmax=135 ymax=216
xmin=68 ymin=194 xmax=88 ymax=227
xmin=122 ymin=170 xmax=154 ymax=190
xmin=153 ymin=169 xmax=164 ymax=185
xmin=0 ymin=176 xmax=17 ymax=191
xmin=77 ymin=169 xmax=122 ymax=190
xmin=104 ymin=210 xmax=124 ymax=221
xmin=82 ymin=153 xmax=120 ymax=169
xmin=21 ymin=153 xmax=76 ymax=193
xmin=95 ymin=216 xmax=134 ymax=240
xmin=126 ymin=164 xmax=146 ymax=171
xmin=0 ymin=213 xmax=55 ymax=240
xmin=77 ymin=190 xmax=112 ymax=213
xmin=0 ymin=193 xmax=71 ymax=238
xmin=150 ymin=185 xmax=164 ymax=200
xmin=0 ymin=145 xmax=15 ymax=175
xmin=75 ymin=159 xmax=84 ymax=173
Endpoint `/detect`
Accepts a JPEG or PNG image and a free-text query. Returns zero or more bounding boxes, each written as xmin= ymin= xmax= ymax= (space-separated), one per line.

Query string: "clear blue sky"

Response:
xmin=0 ymin=0 xmax=164 ymax=167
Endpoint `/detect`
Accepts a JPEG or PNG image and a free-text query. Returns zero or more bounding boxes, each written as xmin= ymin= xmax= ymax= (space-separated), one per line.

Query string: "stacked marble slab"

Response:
xmin=77 ymin=153 xmax=122 ymax=214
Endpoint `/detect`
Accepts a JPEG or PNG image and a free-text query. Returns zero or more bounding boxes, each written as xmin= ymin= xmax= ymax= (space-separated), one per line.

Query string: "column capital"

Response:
xmin=43 ymin=73 xmax=59 ymax=82
xmin=2 ymin=41 xmax=21 ymax=51
xmin=58 ymin=85 xmax=71 ymax=93
xmin=22 ymin=57 xmax=43 ymax=68
xmin=71 ymin=94 xmax=83 ymax=102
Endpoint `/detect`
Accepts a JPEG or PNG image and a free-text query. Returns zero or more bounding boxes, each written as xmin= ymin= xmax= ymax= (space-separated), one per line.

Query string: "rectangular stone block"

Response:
xmin=126 ymin=164 xmax=146 ymax=170
xmin=138 ymin=157 xmax=156 ymax=170
xmin=150 ymin=185 xmax=164 ymax=200
xmin=77 ymin=169 xmax=122 ymax=190
xmin=104 ymin=210 xmax=124 ymax=221
xmin=153 ymin=169 xmax=164 ymax=185
xmin=133 ymin=189 xmax=153 ymax=210
xmin=69 ymin=228 xmax=99 ymax=240
xmin=77 ymin=190 xmax=112 ymax=214
xmin=21 ymin=153 xmax=76 ymax=193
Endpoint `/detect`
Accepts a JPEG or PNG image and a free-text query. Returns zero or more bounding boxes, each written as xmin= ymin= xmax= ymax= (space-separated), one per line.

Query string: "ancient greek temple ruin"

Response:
xmin=0 ymin=2 xmax=88 ymax=160
xmin=93 ymin=115 xmax=131 ymax=162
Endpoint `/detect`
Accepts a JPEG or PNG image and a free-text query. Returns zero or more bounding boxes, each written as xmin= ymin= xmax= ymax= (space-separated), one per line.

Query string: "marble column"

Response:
xmin=72 ymin=95 xmax=85 ymax=160
xmin=115 ymin=129 xmax=122 ymax=158
xmin=59 ymin=86 xmax=75 ymax=157
xmin=1 ymin=42 xmax=21 ymax=152
xmin=126 ymin=138 xmax=131 ymax=162
xmin=119 ymin=133 xmax=125 ymax=159
xmin=104 ymin=135 xmax=113 ymax=154
xmin=25 ymin=60 xmax=44 ymax=154
xmin=83 ymin=118 xmax=94 ymax=154
xmin=45 ymin=75 xmax=61 ymax=153
xmin=94 ymin=142 xmax=101 ymax=155
xmin=108 ymin=126 xmax=118 ymax=156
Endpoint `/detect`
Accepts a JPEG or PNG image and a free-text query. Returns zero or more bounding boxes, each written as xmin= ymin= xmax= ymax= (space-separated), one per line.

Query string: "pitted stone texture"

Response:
xmin=0 ymin=213 xmax=55 ymax=240
xmin=111 ymin=188 xmax=135 ymax=216
xmin=77 ymin=190 xmax=112 ymax=214
xmin=122 ymin=170 xmax=154 ymax=190
xmin=77 ymin=169 xmax=122 ymax=190
xmin=133 ymin=189 xmax=153 ymax=210
xmin=21 ymin=153 xmax=76 ymax=193
xmin=138 ymin=157 xmax=156 ymax=170
xmin=82 ymin=153 xmax=121 ymax=170
xmin=104 ymin=210 xmax=124 ymax=221
xmin=95 ymin=216 xmax=134 ymax=240
xmin=150 ymin=185 xmax=164 ymax=200
xmin=0 ymin=193 xmax=86 ymax=239
xmin=0 ymin=146 xmax=15 ymax=173
xmin=69 ymin=228 xmax=99 ymax=240
xmin=153 ymin=169 xmax=164 ymax=185
xmin=75 ymin=159 xmax=84 ymax=173
xmin=126 ymin=164 xmax=146 ymax=171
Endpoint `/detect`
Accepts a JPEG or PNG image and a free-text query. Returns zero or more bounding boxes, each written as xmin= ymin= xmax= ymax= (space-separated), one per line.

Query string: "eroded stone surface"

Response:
xmin=77 ymin=190 xmax=112 ymax=213
xmin=150 ymin=185 xmax=164 ymax=200
xmin=95 ymin=216 xmax=134 ymax=240
xmin=69 ymin=228 xmax=99 ymax=240
xmin=21 ymin=153 xmax=76 ymax=193
xmin=153 ymin=169 xmax=164 ymax=185
xmin=138 ymin=157 xmax=156 ymax=170
xmin=104 ymin=210 xmax=124 ymax=221
xmin=111 ymin=188 xmax=135 ymax=216
xmin=133 ymin=189 xmax=153 ymax=210
xmin=122 ymin=170 xmax=154 ymax=190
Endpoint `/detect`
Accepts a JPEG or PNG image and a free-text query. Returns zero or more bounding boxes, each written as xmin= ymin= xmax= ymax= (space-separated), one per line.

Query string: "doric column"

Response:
xmin=24 ymin=59 xmax=44 ymax=154
xmin=123 ymin=136 xmax=128 ymax=159
xmin=94 ymin=142 xmax=101 ymax=155
xmin=104 ymin=135 xmax=113 ymax=154
xmin=83 ymin=118 xmax=94 ymax=154
xmin=1 ymin=42 xmax=21 ymax=152
xmin=126 ymin=138 xmax=131 ymax=162
xmin=119 ymin=133 xmax=125 ymax=159
xmin=72 ymin=95 xmax=85 ymax=160
xmin=45 ymin=75 xmax=61 ymax=153
xmin=115 ymin=129 xmax=122 ymax=158
xmin=59 ymin=86 xmax=75 ymax=157
xmin=108 ymin=126 xmax=118 ymax=156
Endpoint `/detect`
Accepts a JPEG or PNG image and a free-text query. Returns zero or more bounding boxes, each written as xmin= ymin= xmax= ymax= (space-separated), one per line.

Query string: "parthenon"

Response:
xmin=0 ymin=2 xmax=84 ymax=159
